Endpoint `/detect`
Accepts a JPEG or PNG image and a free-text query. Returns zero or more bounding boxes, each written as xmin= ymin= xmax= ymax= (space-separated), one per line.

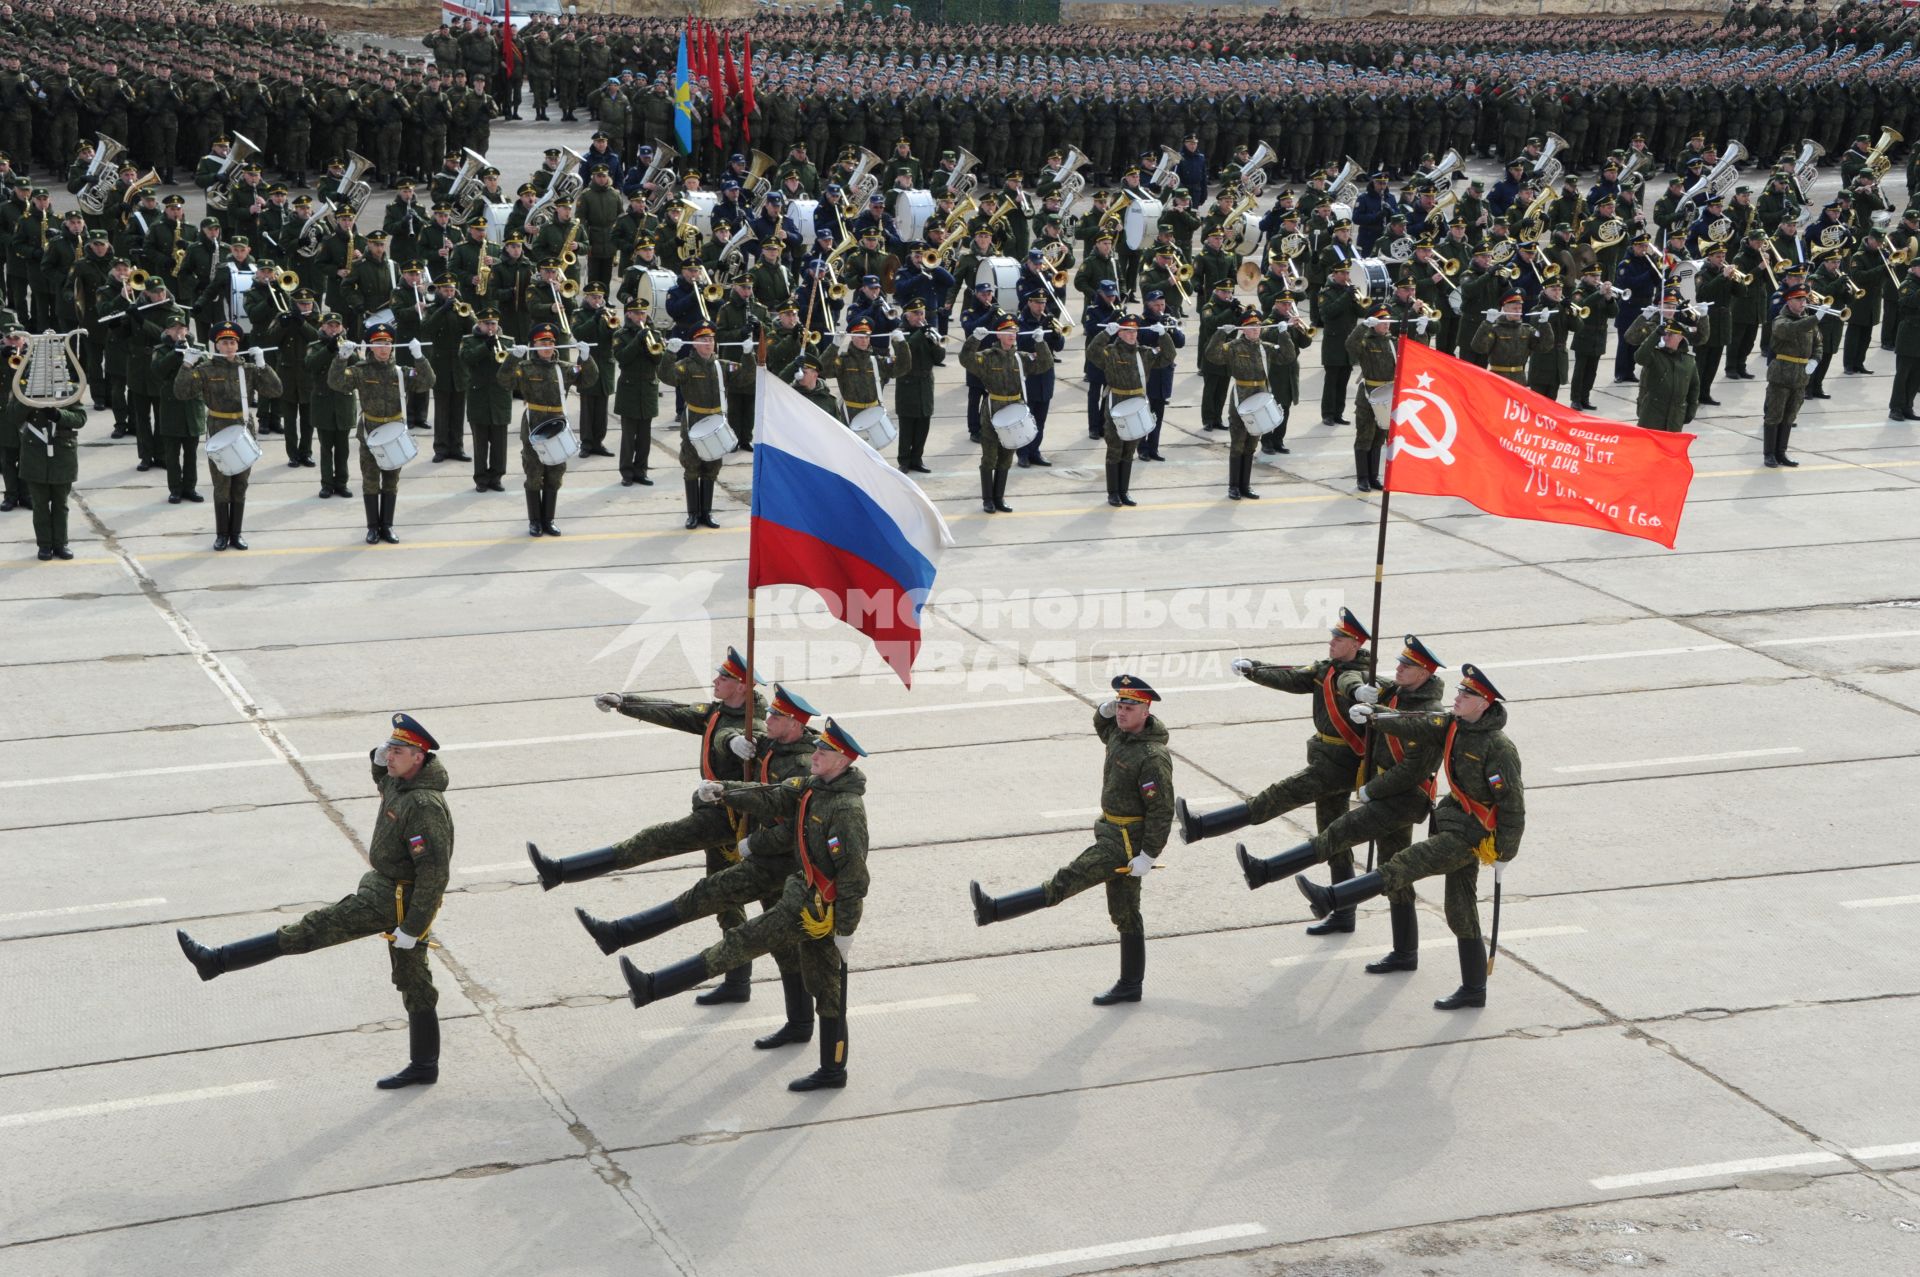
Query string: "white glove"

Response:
xmin=1103 ymin=321 xmax=1119 ymax=336
xmin=1348 ymin=702 xmax=1377 ymax=725
xmin=695 ymin=780 xmax=725 ymax=804
xmin=1098 ymin=699 xmax=1118 ymax=718
xmin=509 ymin=343 xmax=530 ymax=357
xmin=390 ymin=929 xmax=418 ymax=950
xmin=408 ymin=338 xmax=425 ymax=360
xmin=181 ymin=347 xmax=206 ymax=367
xmin=728 ymin=734 xmax=757 ymax=759
xmin=1354 ymin=684 xmax=1380 ymax=704
xmin=1415 ymin=316 xmax=1431 ymax=334
xmin=665 ymin=337 xmax=684 ymax=353
xmin=833 ymin=933 xmax=854 ymax=960
xmin=249 ymin=346 xmax=268 ymax=368
xmin=372 ymin=744 xmax=390 ymax=767
xmin=1355 ymin=784 xmax=1372 ymax=804
xmin=1231 ymin=658 xmax=1254 ymax=676
xmin=1127 ymin=853 xmax=1155 ymax=879
xmin=594 ymin=692 xmax=622 ymax=711
xmin=736 ymin=837 xmax=753 ymax=860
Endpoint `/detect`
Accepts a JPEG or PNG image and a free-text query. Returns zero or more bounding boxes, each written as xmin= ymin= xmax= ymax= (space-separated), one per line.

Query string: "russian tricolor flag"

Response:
xmin=749 ymin=368 xmax=956 ymax=686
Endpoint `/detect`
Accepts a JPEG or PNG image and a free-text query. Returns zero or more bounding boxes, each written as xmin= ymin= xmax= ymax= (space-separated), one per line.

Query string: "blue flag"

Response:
xmin=673 ymin=33 xmax=694 ymax=153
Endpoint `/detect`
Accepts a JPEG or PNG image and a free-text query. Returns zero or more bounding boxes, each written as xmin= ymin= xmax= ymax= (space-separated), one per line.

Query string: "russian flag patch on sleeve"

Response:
xmin=827 ymin=835 xmax=842 ymax=857
xmin=1140 ymin=778 xmax=1158 ymax=798
xmin=408 ymin=834 xmax=427 ymax=858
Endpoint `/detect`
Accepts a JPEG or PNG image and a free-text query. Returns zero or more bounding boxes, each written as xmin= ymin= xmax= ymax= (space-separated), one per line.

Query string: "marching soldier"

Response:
xmin=7 ymin=389 xmax=84 ymax=559
xmin=1348 ymin=302 xmax=1398 ymax=492
xmin=179 ymin=713 xmax=455 ymax=1089
xmin=960 ymin=313 xmax=1050 ymax=514
xmin=173 ymin=322 xmax=283 ymax=552
xmin=573 ymin=283 xmax=619 ymax=459
xmin=612 ymin=298 xmax=662 ymax=486
xmin=499 ymin=322 xmax=598 ymax=538
xmin=326 ymin=323 xmax=436 ymax=544
xmin=458 ymin=307 xmax=513 ymax=493
xmin=1300 ymin=664 xmax=1525 ymax=1011
xmin=971 ymin=675 xmax=1174 ymax=1007
xmin=1238 ymin=635 xmax=1447 ymax=976
xmin=1179 ymin=609 xmax=1373 ymax=934
xmin=1085 ymin=314 xmax=1176 ymax=509
xmin=1633 ymin=319 xmax=1702 ymax=431
xmin=658 ymin=324 xmax=735 ymax=530
xmin=1203 ymin=306 xmax=1280 ymax=500
xmin=305 ymin=310 xmax=356 ymax=500
xmin=1471 ymin=290 xmax=1553 ymax=387
xmin=1764 ymin=281 xmax=1819 ymax=468
xmin=1568 ymin=263 xmax=1617 ymax=411
xmin=893 ymin=297 xmax=944 ymax=474
xmin=616 ymin=715 xmax=871 ymax=1093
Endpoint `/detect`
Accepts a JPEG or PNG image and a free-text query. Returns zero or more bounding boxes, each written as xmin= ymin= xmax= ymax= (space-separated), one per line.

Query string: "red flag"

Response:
xmin=1383 ymin=339 xmax=1695 ymax=549
xmin=723 ymin=32 xmax=740 ymax=100
xmin=705 ymin=24 xmax=726 ymax=150
xmin=741 ymin=34 xmax=756 ymax=143
xmin=499 ymin=2 xmax=517 ymax=80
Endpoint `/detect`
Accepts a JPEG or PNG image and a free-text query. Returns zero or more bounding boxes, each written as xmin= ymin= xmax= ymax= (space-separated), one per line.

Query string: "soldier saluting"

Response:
xmin=1179 ymin=609 xmax=1373 ymax=935
xmin=1238 ymin=635 xmax=1448 ymax=975
xmin=1298 ymin=664 xmax=1526 ymax=1010
xmin=971 ymin=675 xmax=1175 ymax=1007
xmin=178 ymin=714 xmax=455 ymax=1089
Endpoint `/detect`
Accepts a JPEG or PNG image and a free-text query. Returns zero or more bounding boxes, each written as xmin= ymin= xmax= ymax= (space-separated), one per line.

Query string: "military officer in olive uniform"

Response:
xmin=458 ymin=307 xmax=514 ymax=492
xmin=537 ymin=647 xmax=768 ymax=1006
xmin=959 ymin=312 xmax=1050 ymax=514
xmin=1179 ymin=609 xmax=1373 ymax=933
xmin=971 ymin=675 xmax=1175 ymax=1007
xmin=1301 ymin=664 xmax=1525 ymax=1011
xmin=326 ymin=323 xmax=436 ymax=544
xmin=657 ymin=323 xmax=737 ymax=529
xmin=1764 ymin=281 xmax=1820 ymax=467
xmin=1347 ymin=303 xmax=1398 ymax=492
xmin=618 ymin=716 xmax=871 ymax=1094
xmin=174 ymin=322 xmax=283 ymax=552
xmin=499 ymin=322 xmax=598 ymax=538
xmin=1086 ymin=315 xmax=1176 ymax=509
xmin=179 ymin=713 xmax=456 ymax=1089
xmin=8 ymin=397 xmax=85 ymax=560
xmin=1239 ymin=635 xmax=1448 ymax=976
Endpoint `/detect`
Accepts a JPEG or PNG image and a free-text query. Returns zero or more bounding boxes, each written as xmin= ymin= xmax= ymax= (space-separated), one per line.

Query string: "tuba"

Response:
xmin=1680 ymin=141 xmax=1746 ymax=217
xmin=950 ymin=146 xmax=984 ymax=202
xmin=1863 ymin=126 xmax=1903 ymax=179
xmin=744 ymin=148 xmax=777 ymax=207
xmin=448 ymin=148 xmax=491 ymax=215
xmin=1148 ymin=145 xmax=1180 ymax=191
xmin=636 ymin=140 xmax=681 ymax=215
xmin=1419 ymin=147 xmax=1465 ymax=189
xmin=75 ymin=134 xmax=128 ymax=215
xmin=1617 ymin=149 xmax=1650 ymax=193
xmin=1791 ymin=137 xmax=1826 ymax=205
xmin=1239 ymin=140 xmax=1277 ymax=198
xmin=206 ymin=132 xmax=262 ymax=212
xmin=1327 ymin=157 xmax=1363 ymax=208
xmin=338 ymin=150 xmax=376 ymax=220
xmin=1045 ymin=146 xmax=1083 ymax=208
xmin=524 ymin=149 xmax=588 ymax=235
xmin=1532 ymin=132 xmax=1568 ymax=193
xmin=846 ymin=146 xmax=884 ymax=207
xmin=10 ymin=331 xmax=87 ymax=409
xmin=295 ymin=199 xmax=337 ymax=259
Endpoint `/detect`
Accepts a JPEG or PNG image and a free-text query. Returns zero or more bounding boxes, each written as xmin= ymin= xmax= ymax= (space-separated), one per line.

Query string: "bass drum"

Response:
xmin=976 ymin=255 xmax=1022 ymax=316
xmin=1225 ymin=211 xmax=1263 ymax=258
xmin=682 ymin=191 xmax=718 ymax=237
xmin=1123 ymin=192 xmax=1163 ymax=251
xmin=639 ymin=268 xmax=677 ymax=327
xmin=789 ymin=197 xmax=820 ymax=246
xmin=1352 ymin=256 xmax=1395 ymax=302
xmin=893 ymin=189 xmax=935 ymax=244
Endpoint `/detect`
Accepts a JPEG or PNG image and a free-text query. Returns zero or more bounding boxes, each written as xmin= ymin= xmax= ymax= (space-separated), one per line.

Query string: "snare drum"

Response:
xmin=848 ymin=405 xmax=898 ymax=452
xmin=1236 ymin=391 xmax=1285 ymax=437
xmin=206 ymin=424 xmax=262 ymax=477
xmin=364 ymin=421 xmax=418 ymax=471
xmin=1108 ymin=395 xmax=1155 ymax=442
xmin=990 ymin=403 xmax=1038 ymax=450
xmin=528 ymin=414 xmax=579 ymax=466
xmin=688 ymin=412 xmax=738 ymax=461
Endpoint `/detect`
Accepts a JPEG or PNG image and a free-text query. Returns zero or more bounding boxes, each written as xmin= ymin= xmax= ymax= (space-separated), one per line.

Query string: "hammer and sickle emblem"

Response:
xmin=1391 ymin=387 xmax=1459 ymax=465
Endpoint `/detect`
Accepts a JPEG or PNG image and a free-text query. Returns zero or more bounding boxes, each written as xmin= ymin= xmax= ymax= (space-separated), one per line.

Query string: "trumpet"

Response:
xmin=1570 ymin=303 xmax=1592 ymax=319
xmin=1725 ymin=265 xmax=1755 ymax=287
xmin=452 ymin=301 xmax=475 ymax=319
xmin=558 ymin=276 xmax=582 ymax=300
xmin=274 ymin=269 xmax=300 ymax=292
xmin=127 ymin=268 xmax=151 ymax=293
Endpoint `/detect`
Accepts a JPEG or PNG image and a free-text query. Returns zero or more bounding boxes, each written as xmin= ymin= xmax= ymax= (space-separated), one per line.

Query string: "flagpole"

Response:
xmin=1362 ymin=336 xmax=1408 ymax=873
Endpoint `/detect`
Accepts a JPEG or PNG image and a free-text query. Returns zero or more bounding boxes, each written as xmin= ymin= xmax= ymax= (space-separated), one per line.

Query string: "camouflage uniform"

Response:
xmin=1040 ymin=706 xmax=1175 ymax=935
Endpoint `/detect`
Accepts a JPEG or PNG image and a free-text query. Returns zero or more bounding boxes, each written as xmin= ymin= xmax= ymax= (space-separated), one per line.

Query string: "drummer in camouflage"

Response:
xmin=173 ymin=322 xmax=282 ymax=552
xmin=499 ymin=321 xmax=599 ymax=538
xmin=326 ymin=323 xmax=435 ymax=545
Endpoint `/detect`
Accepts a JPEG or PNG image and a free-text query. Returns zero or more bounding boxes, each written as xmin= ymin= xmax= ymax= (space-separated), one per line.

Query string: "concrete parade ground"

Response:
xmin=3 ymin=113 xmax=1920 ymax=1277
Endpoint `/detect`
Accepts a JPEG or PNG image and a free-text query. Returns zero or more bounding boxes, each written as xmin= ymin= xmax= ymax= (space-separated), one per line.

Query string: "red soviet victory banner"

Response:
xmin=1383 ymin=338 xmax=1696 ymax=549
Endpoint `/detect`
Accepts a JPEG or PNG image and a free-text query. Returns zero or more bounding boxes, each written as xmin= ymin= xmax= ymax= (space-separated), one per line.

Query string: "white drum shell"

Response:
xmin=1109 ymin=395 xmax=1155 ymax=441
xmin=893 ymin=189 xmax=935 ymax=244
xmin=206 ymin=424 xmax=262 ymax=477
xmin=529 ymin=416 xmax=580 ymax=466
xmin=688 ymin=413 xmax=738 ymax=461
xmin=1123 ymin=193 xmax=1163 ymax=252
xmin=641 ymin=268 xmax=677 ymax=327
xmin=976 ymin=255 xmax=1021 ymax=316
xmin=789 ymin=198 xmax=820 ymax=246
xmin=683 ymin=191 xmax=718 ymax=237
xmin=848 ymin=405 xmax=898 ymax=451
xmin=1237 ymin=390 xmax=1284 ymax=437
xmin=990 ymin=403 xmax=1038 ymax=450
xmin=365 ymin=420 xmax=418 ymax=471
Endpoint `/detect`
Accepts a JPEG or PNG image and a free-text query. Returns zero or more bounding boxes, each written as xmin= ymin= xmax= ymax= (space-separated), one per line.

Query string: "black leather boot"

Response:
xmin=177 ymin=929 xmax=281 ymax=981
xmin=683 ymin=478 xmax=700 ymax=529
xmin=1365 ymin=895 xmax=1421 ymax=973
xmin=526 ymin=841 xmax=617 ymax=891
xmin=754 ymin=971 xmax=816 ymax=1048
xmin=1091 ymin=932 xmax=1146 ymax=1005
xmin=363 ymin=494 xmax=381 ymax=544
xmin=1297 ymin=869 xmax=1386 ymax=925
xmin=1239 ymin=453 xmax=1261 ymax=500
xmin=228 ymin=497 xmax=248 ymax=550
xmin=212 ymin=501 xmax=230 ymax=551
xmin=697 ymin=476 xmax=719 ymax=528
xmin=788 ymin=1016 xmax=847 ymax=1091
xmin=991 ymin=465 xmax=1012 ymax=512
xmin=618 ymin=953 xmax=711 ymax=1008
xmin=376 ymin=1010 xmax=439 ymax=1089
xmin=1305 ymin=858 xmax=1360 ymax=933
xmin=1355 ymin=446 xmax=1374 ymax=492
xmin=1236 ymin=838 xmax=1324 ymax=890
xmin=1118 ymin=459 xmax=1137 ymax=506
xmin=981 ymin=468 xmax=996 ymax=514
xmin=1177 ymin=797 xmax=1251 ymax=844
xmin=970 ymin=881 xmax=1049 ymax=926
xmin=378 ymin=491 xmax=399 ymax=543
xmin=575 ymin=899 xmax=680 ymax=955
xmin=1367 ymin=444 xmax=1384 ymax=489
xmin=1762 ymin=421 xmax=1780 ymax=467
xmin=1227 ymin=452 xmax=1243 ymax=500
xmin=1775 ymin=421 xmax=1798 ymax=467
xmin=1434 ymin=936 xmax=1488 ymax=1009
xmin=1106 ymin=461 xmax=1122 ymax=507
xmin=696 ymin=960 xmax=752 ymax=1004
xmin=540 ymin=486 xmax=561 ymax=536
xmin=526 ymin=490 xmax=543 ymax=536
